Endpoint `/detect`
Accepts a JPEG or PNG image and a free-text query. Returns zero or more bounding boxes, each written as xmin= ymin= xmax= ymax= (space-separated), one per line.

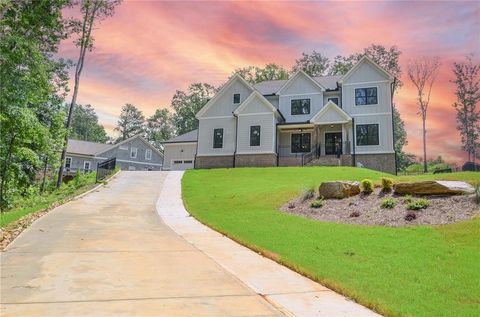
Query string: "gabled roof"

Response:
xmin=67 ymin=139 xmax=111 ymax=156
xmin=233 ymin=91 xmax=278 ymax=115
xmin=310 ymin=101 xmax=352 ymax=124
xmin=338 ymin=55 xmax=393 ymax=84
xmin=95 ymin=134 xmax=164 ymax=158
xmin=163 ymin=129 xmax=198 ymax=144
xmin=195 ymin=74 xmax=253 ymax=118
xmin=276 ymin=70 xmax=326 ymax=95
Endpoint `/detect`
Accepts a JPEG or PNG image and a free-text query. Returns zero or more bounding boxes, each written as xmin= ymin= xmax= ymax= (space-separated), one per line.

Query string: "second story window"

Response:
xmin=250 ymin=125 xmax=261 ymax=146
xmin=355 ymin=87 xmax=377 ymax=105
xmin=356 ymin=124 xmax=379 ymax=146
xmin=291 ymin=99 xmax=310 ymax=115
xmin=233 ymin=93 xmax=241 ymax=104
xmin=213 ymin=128 xmax=223 ymax=148
xmin=130 ymin=147 xmax=137 ymax=159
xmin=145 ymin=149 xmax=152 ymax=160
xmin=328 ymin=97 xmax=339 ymax=106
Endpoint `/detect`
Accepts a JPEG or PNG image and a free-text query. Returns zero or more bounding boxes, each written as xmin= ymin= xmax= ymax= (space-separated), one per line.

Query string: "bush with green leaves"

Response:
xmin=310 ymin=198 xmax=325 ymax=208
xmin=301 ymin=187 xmax=315 ymax=202
xmin=360 ymin=179 xmax=374 ymax=194
xmin=407 ymin=198 xmax=430 ymax=210
xmin=402 ymin=194 xmax=413 ymax=204
xmin=381 ymin=177 xmax=394 ymax=192
xmin=381 ymin=198 xmax=396 ymax=209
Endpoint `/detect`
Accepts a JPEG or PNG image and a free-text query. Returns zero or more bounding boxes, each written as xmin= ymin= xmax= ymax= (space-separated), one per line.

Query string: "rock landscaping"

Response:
xmin=281 ymin=180 xmax=479 ymax=227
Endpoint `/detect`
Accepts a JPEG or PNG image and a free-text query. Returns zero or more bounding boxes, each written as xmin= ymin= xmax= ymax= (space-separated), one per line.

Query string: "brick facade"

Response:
xmin=195 ymin=155 xmax=234 ymax=169
xmin=355 ymin=153 xmax=396 ymax=174
xmin=234 ymin=154 xmax=277 ymax=167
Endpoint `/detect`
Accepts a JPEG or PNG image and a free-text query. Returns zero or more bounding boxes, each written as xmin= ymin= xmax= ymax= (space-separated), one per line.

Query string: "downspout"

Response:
xmin=194 ymin=120 xmax=200 ymax=169
xmin=390 ymin=78 xmax=398 ymax=175
xmin=233 ymin=112 xmax=238 ymax=168
xmin=352 ymin=117 xmax=356 ymax=167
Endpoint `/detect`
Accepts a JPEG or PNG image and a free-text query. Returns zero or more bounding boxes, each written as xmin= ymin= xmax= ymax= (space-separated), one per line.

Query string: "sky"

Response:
xmin=58 ymin=0 xmax=480 ymax=164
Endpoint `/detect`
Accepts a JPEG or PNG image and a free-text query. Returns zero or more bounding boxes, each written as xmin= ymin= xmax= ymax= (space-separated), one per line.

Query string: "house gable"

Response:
xmin=196 ymin=74 xmax=254 ymax=118
xmin=339 ymin=56 xmax=393 ymax=84
xmin=310 ymin=101 xmax=352 ymax=124
xmin=276 ymin=71 xmax=325 ymax=95
xmin=234 ymin=91 xmax=278 ymax=116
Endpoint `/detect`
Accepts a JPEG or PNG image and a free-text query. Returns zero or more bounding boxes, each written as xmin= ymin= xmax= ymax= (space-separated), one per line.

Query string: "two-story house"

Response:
xmin=163 ymin=56 xmax=396 ymax=174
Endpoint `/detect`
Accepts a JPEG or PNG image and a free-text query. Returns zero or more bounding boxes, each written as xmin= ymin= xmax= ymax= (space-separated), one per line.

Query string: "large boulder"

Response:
xmin=319 ymin=181 xmax=360 ymax=199
xmin=394 ymin=181 xmax=475 ymax=196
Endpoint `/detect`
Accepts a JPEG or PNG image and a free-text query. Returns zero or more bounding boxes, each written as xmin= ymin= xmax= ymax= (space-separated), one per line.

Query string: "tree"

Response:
xmin=328 ymin=55 xmax=358 ymax=76
xmin=171 ymin=83 xmax=217 ymax=135
xmin=407 ymin=57 xmax=441 ymax=173
xmin=232 ymin=64 xmax=289 ymax=84
xmin=57 ymin=0 xmax=122 ymax=188
xmin=452 ymin=55 xmax=480 ymax=163
xmin=0 ymin=0 xmax=70 ymax=209
xmin=71 ymin=104 xmax=108 ymax=142
xmin=146 ymin=108 xmax=173 ymax=149
xmin=115 ymin=104 xmax=145 ymax=142
xmin=292 ymin=50 xmax=330 ymax=77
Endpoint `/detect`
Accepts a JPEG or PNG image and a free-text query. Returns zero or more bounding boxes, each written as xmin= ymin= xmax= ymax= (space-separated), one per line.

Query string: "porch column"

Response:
xmin=342 ymin=124 xmax=346 ymax=154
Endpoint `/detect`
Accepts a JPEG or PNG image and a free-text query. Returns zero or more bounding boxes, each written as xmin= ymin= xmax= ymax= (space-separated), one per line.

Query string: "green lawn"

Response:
xmin=182 ymin=167 xmax=480 ymax=317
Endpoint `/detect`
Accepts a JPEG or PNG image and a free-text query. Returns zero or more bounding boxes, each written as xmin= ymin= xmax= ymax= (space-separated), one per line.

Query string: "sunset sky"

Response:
xmin=58 ymin=0 xmax=480 ymax=163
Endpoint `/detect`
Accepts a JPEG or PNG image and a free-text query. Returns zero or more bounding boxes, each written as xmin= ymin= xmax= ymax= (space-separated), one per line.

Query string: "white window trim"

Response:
xmin=65 ymin=157 xmax=72 ymax=168
xmin=119 ymin=145 xmax=128 ymax=150
xmin=130 ymin=147 xmax=137 ymax=159
xmin=145 ymin=149 xmax=152 ymax=160
xmin=354 ymin=86 xmax=379 ymax=107
xmin=83 ymin=161 xmax=91 ymax=171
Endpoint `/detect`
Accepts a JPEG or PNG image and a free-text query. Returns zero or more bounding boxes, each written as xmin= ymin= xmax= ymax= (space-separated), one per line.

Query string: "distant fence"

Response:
xmin=96 ymin=158 xmax=116 ymax=182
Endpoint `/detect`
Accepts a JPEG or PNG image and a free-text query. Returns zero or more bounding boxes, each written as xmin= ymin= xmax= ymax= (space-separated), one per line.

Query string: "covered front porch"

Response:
xmin=276 ymin=102 xmax=353 ymax=166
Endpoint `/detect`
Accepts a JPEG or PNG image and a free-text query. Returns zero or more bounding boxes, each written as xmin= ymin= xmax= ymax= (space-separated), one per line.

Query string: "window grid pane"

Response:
xmin=356 ymin=124 xmax=379 ymax=146
xmin=291 ymin=133 xmax=311 ymax=153
xmin=355 ymin=87 xmax=377 ymax=105
xmin=291 ymin=99 xmax=311 ymax=115
xmin=213 ymin=128 xmax=224 ymax=148
xmin=250 ymin=126 xmax=261 ymax=146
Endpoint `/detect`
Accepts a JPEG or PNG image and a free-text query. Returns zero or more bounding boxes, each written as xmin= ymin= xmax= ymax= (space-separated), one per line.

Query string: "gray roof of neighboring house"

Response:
xmin=67 ymin=139 xmax=111 ymax=156
xmin=253 ymin=75 xmax=342 ymax=95
xmin=163 ymin=129 xmax=198 ymax=144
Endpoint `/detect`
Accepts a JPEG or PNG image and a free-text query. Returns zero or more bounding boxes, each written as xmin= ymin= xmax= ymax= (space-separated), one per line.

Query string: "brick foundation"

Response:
xmin=354 ymin=153 xmax=396 ymax=174
xmin=195 ymin=155 xmax=234 ymax=169
xmin=235 ymin=154 xmax=277 ymax=167
xmin=278 ymin=156 xmax=302 ymax=166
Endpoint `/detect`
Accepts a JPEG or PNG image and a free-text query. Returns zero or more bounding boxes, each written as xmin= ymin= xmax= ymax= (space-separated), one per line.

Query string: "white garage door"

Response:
xmin=171 ymin=159 xmax=194 ymax=171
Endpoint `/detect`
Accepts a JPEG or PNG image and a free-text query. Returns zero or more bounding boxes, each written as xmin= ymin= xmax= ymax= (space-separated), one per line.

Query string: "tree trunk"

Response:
xmin=40 ymin=156 xmax=48 ymax=193
xmin=0 ymin=134 xmax=16 ymax=211
xmin=422 ymin=114 xmax=427 ymax=173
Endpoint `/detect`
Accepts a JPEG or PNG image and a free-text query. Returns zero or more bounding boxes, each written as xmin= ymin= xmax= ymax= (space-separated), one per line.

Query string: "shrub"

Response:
xmin=405 ymin=211 xmax=417 ymax=221
xmin=381 ymin=177 xmax=394 ymax=192
xmin=349 ymin=211 xmax=361 ymax=217
xmin=310 ymin=198 xmax=324 ymax=208
xmin=301 ymin=187 xmax=315 ymax=202
xmin=381 ymin=198 xmax=396 ymax=209
xmin=360 ymin=179 xmax=374 ymax=194
xmin=403 ymin=194 xmax=413 ymax=204
xmin=407 ymin=198 xmax=430 ymax=210
xmin=474 ymin=182 xmax=480 ymax=205
xmin=405 ymin=163 xmax=423 ymax=174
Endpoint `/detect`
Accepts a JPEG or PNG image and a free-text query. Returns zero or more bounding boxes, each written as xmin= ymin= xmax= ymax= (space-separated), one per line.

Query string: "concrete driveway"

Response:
xmin=1 ymin=172 xmax=282 ymax=317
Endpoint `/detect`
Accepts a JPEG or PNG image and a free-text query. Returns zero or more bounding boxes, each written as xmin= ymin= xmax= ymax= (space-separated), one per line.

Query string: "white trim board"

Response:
xmin=116 ymin=159 xmax=163 ymax=167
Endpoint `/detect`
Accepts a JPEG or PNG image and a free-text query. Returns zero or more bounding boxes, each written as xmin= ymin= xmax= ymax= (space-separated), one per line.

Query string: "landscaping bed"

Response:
xmin=281 ymin=188 xmax=479 ymax=226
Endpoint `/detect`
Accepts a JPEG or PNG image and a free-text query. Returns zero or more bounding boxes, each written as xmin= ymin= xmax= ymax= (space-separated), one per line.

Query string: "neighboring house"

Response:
xmin=65 ymin=134 xmax=163 ymax=174
xmin=162 ymin=129 xmax=197 ymax=171
xmin=163 ymin=56 xmax=396 ymax=173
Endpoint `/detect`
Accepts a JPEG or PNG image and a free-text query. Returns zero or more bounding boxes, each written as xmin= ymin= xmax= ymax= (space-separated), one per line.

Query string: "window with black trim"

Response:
xmin=213 ymin=128 xmax=224 ymax=148
xmin=328 ymin=97 xmax=339 ymax=106
xmin=250 ymin=126 xmax=261 ymax=146
xmin=291 ymin=99 xmax=310 ymax=115
xmin=291 ymin=133 xmax=311 ymax=153
xmin=65 ymin=157 xmax=72 ymax=168
xmin=355 ymin=87 xmax=377 ymax=105
xmin=356 ymin=124 xmax=379 ymax=146
xmin=233 ymin=94 xmax=240 ymax=104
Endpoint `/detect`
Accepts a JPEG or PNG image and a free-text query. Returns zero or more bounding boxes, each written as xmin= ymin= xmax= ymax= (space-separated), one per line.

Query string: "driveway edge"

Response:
xmin=156 ymin=171 xmax=381 ymax=317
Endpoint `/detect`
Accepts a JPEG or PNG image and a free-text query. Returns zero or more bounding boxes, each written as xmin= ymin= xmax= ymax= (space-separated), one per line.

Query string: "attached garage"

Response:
xmin=162 ymin=130 xmax=198 ymax=171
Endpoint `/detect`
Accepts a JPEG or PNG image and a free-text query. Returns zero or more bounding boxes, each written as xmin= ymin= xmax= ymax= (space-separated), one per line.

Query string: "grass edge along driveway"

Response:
xmin=182 ymin=167 xmax=480 ymax=317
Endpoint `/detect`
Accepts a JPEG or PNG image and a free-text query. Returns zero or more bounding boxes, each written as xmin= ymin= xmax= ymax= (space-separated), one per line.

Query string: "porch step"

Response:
xmin=306 ymin=156 xmax=341 ymax=166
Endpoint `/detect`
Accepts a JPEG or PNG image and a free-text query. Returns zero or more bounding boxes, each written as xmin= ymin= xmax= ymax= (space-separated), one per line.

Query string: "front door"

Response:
xmin=325 ymin=132 xmax=342 ymax=155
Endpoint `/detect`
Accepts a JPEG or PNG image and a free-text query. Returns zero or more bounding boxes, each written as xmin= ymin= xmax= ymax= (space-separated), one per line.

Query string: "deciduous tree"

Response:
xmin=292 ymin=50 xmax=330 ymax=77
xmin=71 ymin=104 xmax=108 ymax=143
xmin=146 ymin=108 xmax=173 ymax=149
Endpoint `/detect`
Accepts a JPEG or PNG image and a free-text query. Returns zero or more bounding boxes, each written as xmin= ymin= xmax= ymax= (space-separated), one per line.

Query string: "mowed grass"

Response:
xmin=182 ymin=167 xmax=480 ymax=317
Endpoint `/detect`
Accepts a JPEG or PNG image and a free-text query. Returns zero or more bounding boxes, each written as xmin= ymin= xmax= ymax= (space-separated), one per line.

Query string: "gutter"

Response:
xmin=352 ymin=117 xmax=356 ymax=167
xmin=233 ymin=112 xmax=238 ymax=168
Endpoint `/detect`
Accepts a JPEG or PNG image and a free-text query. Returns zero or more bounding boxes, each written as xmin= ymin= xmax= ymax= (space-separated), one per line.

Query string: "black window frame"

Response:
xmin=233 ymin=93 xmax=241 ymax=104
xmin=327 ymin=97 xmax=340 ymax=106
xmin=213 ymin=128 xmax=224 ymax=149
xmin=356 ymin=124 xmax=380 ymax=146
xmin=291 ymin=133 xmax=311 ymax=153
xmin=291 ymin=99 xmax=311 ymax=115
xmin=250 ymin=125 xmax=261 ymax=147
xmin=355 ymin=87 xmax=378 ymax=106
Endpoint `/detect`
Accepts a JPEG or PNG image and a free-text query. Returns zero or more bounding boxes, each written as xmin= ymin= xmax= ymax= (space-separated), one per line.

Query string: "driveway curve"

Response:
xmin=1 ymin=171 xmax=282 ymax=317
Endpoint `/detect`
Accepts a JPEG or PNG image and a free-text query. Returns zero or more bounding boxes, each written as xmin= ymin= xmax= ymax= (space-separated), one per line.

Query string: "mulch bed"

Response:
xmin=280 ymin=188 xmax=480 ymax=227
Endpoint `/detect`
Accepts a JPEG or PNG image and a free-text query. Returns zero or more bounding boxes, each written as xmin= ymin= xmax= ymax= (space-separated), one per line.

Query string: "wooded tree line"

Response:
xmin=1 ymin=1 xmax=478 ymax=210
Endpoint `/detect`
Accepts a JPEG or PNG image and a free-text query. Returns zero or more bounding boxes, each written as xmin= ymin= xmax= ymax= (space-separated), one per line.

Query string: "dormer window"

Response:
xmin=233 ymin=93 xmax=240 ymax=104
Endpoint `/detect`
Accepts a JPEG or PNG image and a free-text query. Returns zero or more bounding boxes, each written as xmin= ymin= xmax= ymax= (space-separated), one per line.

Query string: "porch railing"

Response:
xmin=96 ymin=158 xmax=116 ymax=182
